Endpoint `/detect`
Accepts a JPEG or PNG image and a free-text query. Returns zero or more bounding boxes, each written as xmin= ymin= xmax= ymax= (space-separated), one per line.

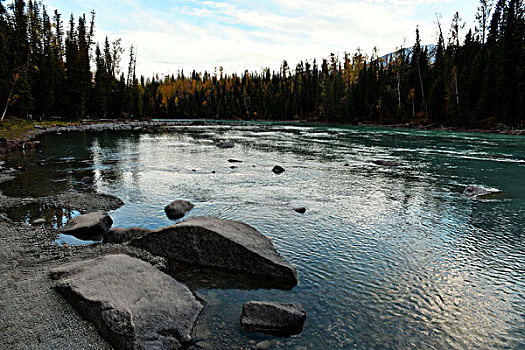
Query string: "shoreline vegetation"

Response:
xmin=1 ymin=0 xmax=524 ymax=130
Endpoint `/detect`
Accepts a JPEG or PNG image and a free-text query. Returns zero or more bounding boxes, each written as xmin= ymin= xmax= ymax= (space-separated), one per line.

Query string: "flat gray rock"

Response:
xmin=240 ymin=301 xmax=306 ymax=336
xmin=164 ymin=200 xmax=195 ymax=220
xmin=130 ymin=217 xmax=298 ymax=287
xmin=61 ymin=211 xmax=113 ymax=240
xmin=50 ymin=254 xmax=205 ymax=350
xmin=103 ymin=227 xmax=152 ymax=244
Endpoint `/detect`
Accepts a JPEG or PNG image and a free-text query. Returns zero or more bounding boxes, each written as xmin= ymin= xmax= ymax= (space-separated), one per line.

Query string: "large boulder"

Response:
xmin=240 ymin=301 xmax=306 ymax=336
xmin=164 ymin=200 xmax=195 ymax=220
xmin=103 ymin=227 xmax=152 ymax=244
xmin=50 ymin=254 xmax=205 ymax=350
xmin=61 ymin=211 xmax=113 ymax=240
xmin=129 ymin=217 xmax=298 ymax=287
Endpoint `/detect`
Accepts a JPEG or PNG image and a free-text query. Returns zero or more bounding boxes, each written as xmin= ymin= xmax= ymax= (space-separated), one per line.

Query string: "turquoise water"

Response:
xmin=3 ymin=124 xmax=525 ymax=349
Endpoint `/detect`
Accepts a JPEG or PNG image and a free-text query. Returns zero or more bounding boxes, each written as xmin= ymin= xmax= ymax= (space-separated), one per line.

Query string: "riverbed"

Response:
xmin=2 ymin=123 xmax=524 ymax=349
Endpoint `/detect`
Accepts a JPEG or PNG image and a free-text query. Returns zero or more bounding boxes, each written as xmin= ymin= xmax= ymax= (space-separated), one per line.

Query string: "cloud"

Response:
xmin=47 ymin=0 xmax=478 ymax=77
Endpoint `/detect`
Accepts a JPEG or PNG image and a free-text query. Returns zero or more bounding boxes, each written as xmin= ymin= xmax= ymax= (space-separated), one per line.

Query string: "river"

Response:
xmin=3 ymin=123 xmax=524 ymax=349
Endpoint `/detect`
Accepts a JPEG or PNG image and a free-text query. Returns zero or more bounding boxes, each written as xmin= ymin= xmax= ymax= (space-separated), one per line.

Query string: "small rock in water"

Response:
xmin=241 ymin=301 xmax=306 ymax=336
xmin=228 ymin=159 xmax=243 ymax=163
xmin=216 ymin=141 xmax=235 ymax=149
xmin=463 ymin=185 xmax=494 ymax=198
xmin=164 ymin=200 xmax=195 ymax=220
xmin=344 ymin=163 xmax=350 ymax=167
xmin=294 ymin=207 xmax=307 ymax=214
xmin=230 ymin=166 xmax=238 ymax=169
xmin=32 ymin=218 xmax=46 ymax=225
xmin=272 ymin=165 xmax=285 ymax=174
xmin=61 ymin=212 xmax=113 ymax=240
xmin=372 ymin=160 xmax=400 ymax=167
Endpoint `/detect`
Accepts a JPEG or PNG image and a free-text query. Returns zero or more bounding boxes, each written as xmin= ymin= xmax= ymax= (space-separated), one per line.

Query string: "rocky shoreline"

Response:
xmin=0 ymin=186 xmax=164 ymax=349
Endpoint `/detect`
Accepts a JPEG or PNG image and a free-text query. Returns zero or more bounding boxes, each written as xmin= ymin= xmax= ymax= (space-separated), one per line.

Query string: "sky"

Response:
xmin=45 ymin=0 xmax=482 ymax=77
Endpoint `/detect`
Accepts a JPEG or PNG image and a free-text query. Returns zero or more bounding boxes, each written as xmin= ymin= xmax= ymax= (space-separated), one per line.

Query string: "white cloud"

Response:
xmin=49 ymin=0 xmax=479 ymax=77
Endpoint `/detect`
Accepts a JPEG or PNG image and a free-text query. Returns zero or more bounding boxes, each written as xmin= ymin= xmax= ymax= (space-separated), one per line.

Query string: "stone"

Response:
xmin=230 ymin=166 xmax=238 ymax=169
xmin=256 ymin=340 xmax=273 ymax=350
xmin=215 ymin=141 xmax=235 ymax=149
xmin=241 ymin=301 xmax=306 ymax=336
xmin=227 ymin=159 xmax=243 ymax=163
xmin=129 ymin=217 xmax=298 ymax=287
xmin=164 ymin=200 xmax=195 ymax=220
xmin=32 ymin=218 xmax=46 ymax=225
xmin=463 ymin=185 xmax=495 ymax=198
xmin=272 ymin=165 xmax=285 ymax=174
xmin=294 ymin=207 xmax=307 ymax=214
xmin=103 ymin=227 xmax=152 ymax=245
xmin=50 ymin=254 xmax=205 ymax=350
xmin=61 ymin=212 xmax=113 ymax=240
xmin=372 ymin=160 xmax=400 ymax=167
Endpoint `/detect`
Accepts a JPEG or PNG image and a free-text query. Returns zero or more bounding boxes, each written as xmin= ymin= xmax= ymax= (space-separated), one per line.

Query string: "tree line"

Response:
xmin=1 ymin=0 xmax=524 ymax=128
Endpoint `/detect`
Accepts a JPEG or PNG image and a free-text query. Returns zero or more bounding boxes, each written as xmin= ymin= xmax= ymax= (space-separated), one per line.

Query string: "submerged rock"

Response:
xmin=164 ymin=200 xmax=195 ymax=220
xmin=215 ymin=141 xmax=235 ymax=149
xmin=129 ymin=217 xmax=298 ymax=287
xmin=272 ymin=165 xmax=285 ymax=174
xmin=372 ymin=160 xmax=400 ymax=167
xmin=240 ymin=301 xmax=306 ymax=336
xmin=61 ymin=211 xmax=112 ymax=240
xmin=50 ymin=254 xmax=205 ymax=350
xmin=103 ymin=227 xmax=152 ymax=244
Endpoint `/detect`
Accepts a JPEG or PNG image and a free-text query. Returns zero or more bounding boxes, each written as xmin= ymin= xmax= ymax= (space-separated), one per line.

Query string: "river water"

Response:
xmin=3 ymin=123 xmax=524 ymax=349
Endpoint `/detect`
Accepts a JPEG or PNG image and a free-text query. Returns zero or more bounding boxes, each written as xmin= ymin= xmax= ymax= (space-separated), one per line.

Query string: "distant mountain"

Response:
xmin=380 ymin=45 xmax=437 ymax=63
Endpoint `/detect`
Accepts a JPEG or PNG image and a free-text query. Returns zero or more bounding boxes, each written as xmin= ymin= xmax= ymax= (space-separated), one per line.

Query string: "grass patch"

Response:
xmin=0 ymin=118 xmax=79 ymax=139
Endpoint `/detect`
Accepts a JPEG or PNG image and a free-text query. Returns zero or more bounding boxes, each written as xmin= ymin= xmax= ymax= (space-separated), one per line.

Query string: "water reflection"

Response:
xmin=5 ymin=203 xmax=80 ymax=229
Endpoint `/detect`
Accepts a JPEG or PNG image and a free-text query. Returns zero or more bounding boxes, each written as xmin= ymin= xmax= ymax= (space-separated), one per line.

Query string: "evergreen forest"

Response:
xmin=1 ymin=0 xmax=524 ymax=128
